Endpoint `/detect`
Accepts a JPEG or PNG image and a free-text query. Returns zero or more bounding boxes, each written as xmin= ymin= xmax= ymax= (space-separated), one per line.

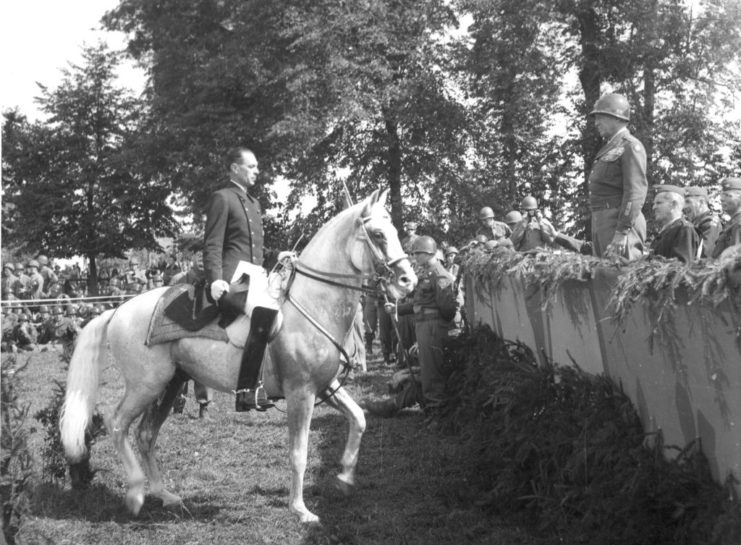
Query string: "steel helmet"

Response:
xmin=589 ymin=93 xmax=630 ymax=121
xmin=129 ymin=257 xmax=139 ymax=265
xmin=37 ymin=255 xmax=49 ymax=265
xmin=39 ymin=305 xmax=50 ymax=313
xmin=14 ymin=263 xmax=24 ymax=271
xmin=520 ymin=196 xmax=538 ymax=211
xmin=478 ymin=206 xmax=495 ymax=220
xmin=27 ymin=259 xmax=40 ymax=269
xmin=445 ymin=246 xmax=459 ymax=256
xmin=504 ymin=210 xmax=523 ymax=224
xmin=19 ymin=313 xmax=30 ymax=322
xmin=411 ymin=235 xmax=438 ymax=255
xmin=52 ymin=306 xmax=64 ymax=315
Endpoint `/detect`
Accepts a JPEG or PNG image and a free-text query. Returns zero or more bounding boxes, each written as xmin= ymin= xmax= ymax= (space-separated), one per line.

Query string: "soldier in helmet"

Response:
xmin=392 ymin=236 xmax=457 ymax=411
xmin=503 ymin=210 xmax=523 ymax=233
xmin=443 ymin=246 xmax=459 ymax=278
xmin=683 ymin=186 xmax=721 ymax=258
xmin=36 ymin=255 xmax=58 ymax=295
xmin=588 ymin=92 xmax=648 ymax=260
xmin=510 ymin=196 xmax=556 ymax=252
xmin=12 ymin=312 xmax=37 ymax=351
xmin=2 ymin=264 xmax=18 ymax=301
xmin=124 ymin=258 xmax=147 ymax=294
xmin=401 ymin=221 xmax=420 ymax=254
xmin=26 ymin=260 xmax=45 ymax=300
xmin=12 ymin=263 xmax=29 ymax=299
xmin=476 ymin=206 xmax=511 ymax=244
xmin=712 ymin=177 xmax=741 ymax=258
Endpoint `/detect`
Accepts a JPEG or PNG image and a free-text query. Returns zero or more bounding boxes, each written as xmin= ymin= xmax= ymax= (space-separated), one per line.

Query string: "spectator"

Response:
xmin=12 ymin=313 xmax=37 ymax=351
xmin=36 ymin=255 xmax=58 ymax=295
xmin=443 ymin=246 xmax=459 ymax=278
xmin=649 ymin=185 xmax=699 ymax=263
xmin=26 ymin=260 xmax=45 ymax=300
xmin=476 ymin=207 xmax=511 ymax=243
xmin=712 ymin=177 xmax=741 ymax=258
xmin=588 ymin=93 xmax=648 ymax=259
xmin=163 ymin=254 xmax=182 ymax=285
xmin=503 ymin=210 xmax=523 ymax=235
xmin=123 ymin=258 xmax=148 ymax=294
xmin=2 ymin=264 xmax=17 ymax=301
xmin=13 ymin=263 xmax=29 ymax=299
xmin=683 ymin=186 xmax=721 ymax=258
xmin=401 ymin=221 xmax=420 ymax=254
xmin=510 ymin=196 xmax=556 ymax=252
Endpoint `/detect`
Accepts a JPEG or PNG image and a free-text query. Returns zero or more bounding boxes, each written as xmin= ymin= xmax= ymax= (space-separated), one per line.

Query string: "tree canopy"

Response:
xmin=3 ymin=0 xmax=740 ymax=259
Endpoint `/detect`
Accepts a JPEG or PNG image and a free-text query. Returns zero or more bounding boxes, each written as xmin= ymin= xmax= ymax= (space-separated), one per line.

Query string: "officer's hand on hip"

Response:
xmin=210 ymin=279 xmax=230 ymax=301
xmin=606 ymin=232 xmax=628 ymax=257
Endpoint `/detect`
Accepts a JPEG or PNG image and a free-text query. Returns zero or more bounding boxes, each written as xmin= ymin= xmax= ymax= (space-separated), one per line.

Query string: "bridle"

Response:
xmin=283 ymin=208 xmax=410 ymax=404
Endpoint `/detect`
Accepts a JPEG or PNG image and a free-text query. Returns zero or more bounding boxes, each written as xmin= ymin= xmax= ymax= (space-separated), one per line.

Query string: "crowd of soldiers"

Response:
xmin=1 ymin=253 xmax=188 ymax=353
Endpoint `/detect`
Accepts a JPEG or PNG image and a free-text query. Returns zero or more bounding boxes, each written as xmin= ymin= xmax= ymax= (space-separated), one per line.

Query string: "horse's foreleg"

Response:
xmin=322 ymin=381 xmax=366 ymax=495
xmin=286 ymin=389 xmax=318 ymax=523
xmin=136 ymin=373 xmax=186 ymax=508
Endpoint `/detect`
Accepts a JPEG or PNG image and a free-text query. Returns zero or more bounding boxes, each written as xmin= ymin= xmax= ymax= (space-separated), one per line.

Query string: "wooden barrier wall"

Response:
xmin=465 ymin=267 xmax=741 ymax=491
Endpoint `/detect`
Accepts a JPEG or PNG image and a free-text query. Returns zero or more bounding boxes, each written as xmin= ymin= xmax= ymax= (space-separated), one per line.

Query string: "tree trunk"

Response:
xmin=384 ymin=113 xmax=404 ymax=232
xmin=576 ymin=5 xmax=602 ymax=238
xmin=87 ymin=254 xmax=98 ymax=296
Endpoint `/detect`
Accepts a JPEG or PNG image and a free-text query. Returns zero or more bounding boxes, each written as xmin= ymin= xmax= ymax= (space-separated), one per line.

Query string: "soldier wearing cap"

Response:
xmin=476 ymin=206 xmax=511 ymax=244
xmin=588 ymin=93 xmax=648 ymax=260
xmin=124 ymin=258 xmax=147 ymax=294
xmin=683 ymin=186 xmax=721 ymax=258
xmin=712 ymin=177 xmax=741 ymax=258
xmin=649 ymin=185 xmax=699 ymax=264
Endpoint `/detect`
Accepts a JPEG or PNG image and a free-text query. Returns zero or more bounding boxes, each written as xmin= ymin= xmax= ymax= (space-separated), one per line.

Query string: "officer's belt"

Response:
xmin=414 ymin=308 xmax=441 ymax=321
xmin=589 ymin=197 xmax=623 ymax=211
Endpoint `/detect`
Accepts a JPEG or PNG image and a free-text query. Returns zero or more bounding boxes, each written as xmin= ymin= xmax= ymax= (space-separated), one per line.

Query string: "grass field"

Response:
xmin=5 ymin=344 xmax=539 ymax=545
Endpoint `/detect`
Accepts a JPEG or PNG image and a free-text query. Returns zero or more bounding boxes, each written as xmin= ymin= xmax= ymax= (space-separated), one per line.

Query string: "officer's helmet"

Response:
xmin=589 ymin=93 xmax=630 ymax=122
xmin=478 ymin=207 xmax=495 ymax=220
xmin=411 ymin=235 xmax=438 ymax=255
xmin=27 ymin=259 xmax=40 ymax=269
xmin=520 ymin=196 xmax=538 ymax=211
xmin=504 ymin=210 xmax=523 ymax=224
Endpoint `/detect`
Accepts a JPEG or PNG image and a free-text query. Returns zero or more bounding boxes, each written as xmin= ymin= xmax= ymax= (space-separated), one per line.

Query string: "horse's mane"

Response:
xmin=301 ymin=196 xmax=373 ymax=256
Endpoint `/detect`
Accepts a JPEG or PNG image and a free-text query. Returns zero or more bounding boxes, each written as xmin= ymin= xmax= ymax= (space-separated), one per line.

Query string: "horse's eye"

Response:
xmin=372 ymin=231 xmax=385 ymax=240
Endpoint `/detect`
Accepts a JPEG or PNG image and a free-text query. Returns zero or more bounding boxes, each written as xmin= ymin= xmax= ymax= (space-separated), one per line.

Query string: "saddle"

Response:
xmin=145 ymin=281 xmax=227 ymax=346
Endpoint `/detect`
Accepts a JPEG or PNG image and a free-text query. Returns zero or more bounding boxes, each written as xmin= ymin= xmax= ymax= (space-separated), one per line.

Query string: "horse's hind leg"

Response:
xmin=108 ymin=385 xmax=165 ymax=515
xmin=321 ymin=380 xmax=366 ymax=494
xmin=286 ymin=388 xmax=318 ymax=523
xmin=136 ymin=372 xmax=187 ymax=508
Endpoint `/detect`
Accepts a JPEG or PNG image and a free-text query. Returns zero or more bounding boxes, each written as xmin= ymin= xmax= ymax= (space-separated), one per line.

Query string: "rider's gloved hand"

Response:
xmin=210 ymin=279 xmax=230 ymax=301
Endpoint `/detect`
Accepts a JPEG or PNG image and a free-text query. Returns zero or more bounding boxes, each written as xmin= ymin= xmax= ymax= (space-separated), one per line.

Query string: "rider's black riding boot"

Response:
xmin=235 ymin=306 xmax=278 ymax=412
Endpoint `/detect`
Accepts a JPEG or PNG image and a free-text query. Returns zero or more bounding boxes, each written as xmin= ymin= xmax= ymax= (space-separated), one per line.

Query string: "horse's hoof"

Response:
xmin=160 ymin=491 xmax=183 ymax=508
xmin=291 ymin=505 xmax=320 ymax=524
xmin=125 ymin=489 xmax=144 ymax=516
xmin=335 ymin=475 xmax=355 ymax=496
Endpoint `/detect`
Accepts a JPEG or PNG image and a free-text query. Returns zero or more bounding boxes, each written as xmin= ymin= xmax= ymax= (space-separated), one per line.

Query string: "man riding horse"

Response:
xmin=204 ymin=146 xmax=275 ymax=411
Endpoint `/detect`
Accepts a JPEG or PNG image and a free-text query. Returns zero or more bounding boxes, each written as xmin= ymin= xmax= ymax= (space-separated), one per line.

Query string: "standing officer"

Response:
xmin=712 ymin=177 xmax=741 ymax=258
xmin=684 ymin=186 xmax=721 ymax=258
xmin=588 ymin=93 xmax=648 ymax=259
xmin=204 ymin=147 xmax=274 ymax=411
xmin=396 ymin=236 xmax=457 ymax=409
xmin=649 ymin=185 xmax=699 ymax=263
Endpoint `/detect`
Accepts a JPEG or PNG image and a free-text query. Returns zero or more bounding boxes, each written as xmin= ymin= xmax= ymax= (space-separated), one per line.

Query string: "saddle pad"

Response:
xmin=146 ymin=284 xmax=227 ymax=346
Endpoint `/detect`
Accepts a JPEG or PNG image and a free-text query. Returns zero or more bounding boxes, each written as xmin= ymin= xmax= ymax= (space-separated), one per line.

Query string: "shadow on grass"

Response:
xmin=30 ymin=482 xmax=225 ymax=523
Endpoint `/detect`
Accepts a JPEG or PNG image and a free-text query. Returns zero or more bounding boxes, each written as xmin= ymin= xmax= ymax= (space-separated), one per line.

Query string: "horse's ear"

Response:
xmin=377 ymin=188 xmax=389 ymax=205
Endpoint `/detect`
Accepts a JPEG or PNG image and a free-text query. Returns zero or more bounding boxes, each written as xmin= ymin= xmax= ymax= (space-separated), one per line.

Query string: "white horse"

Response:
xmin=60 ymin=189 xmax=416 ymax=523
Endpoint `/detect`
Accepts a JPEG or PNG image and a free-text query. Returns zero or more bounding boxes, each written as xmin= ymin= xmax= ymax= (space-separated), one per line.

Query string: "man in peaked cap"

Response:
xmin=684 ymin=186 xmax=721 ymax=258
xmin=712 ymin=177 xmax=741 ymax=258
xmin=649 ymin=185 xmax=699 ymax=264
xmin=588 ymin=92 xmax=648 ymax=260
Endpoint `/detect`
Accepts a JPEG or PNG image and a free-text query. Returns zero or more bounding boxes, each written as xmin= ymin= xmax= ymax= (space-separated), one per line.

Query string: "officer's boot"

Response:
xmin=235 ymin=307 xmax=277 ymax=412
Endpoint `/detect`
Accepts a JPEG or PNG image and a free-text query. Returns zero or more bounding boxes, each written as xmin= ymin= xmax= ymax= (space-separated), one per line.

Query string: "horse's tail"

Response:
xmin=60 ymin=309 xmax=115 ymax=462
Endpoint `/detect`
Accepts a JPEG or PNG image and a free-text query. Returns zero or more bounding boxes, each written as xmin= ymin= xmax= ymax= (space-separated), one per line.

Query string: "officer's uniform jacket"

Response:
xmin=589 ymin=127 xmax=648 ymax=233
xmin=650 ymin=217 xmax=699 ymax=264
xmin=204 ymin=183 xmax=264 ymax=284
xmin=692 ymin=211 xmax=722 ymax=258
xmin=712 ymin=211 xmax=741 ymax=258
